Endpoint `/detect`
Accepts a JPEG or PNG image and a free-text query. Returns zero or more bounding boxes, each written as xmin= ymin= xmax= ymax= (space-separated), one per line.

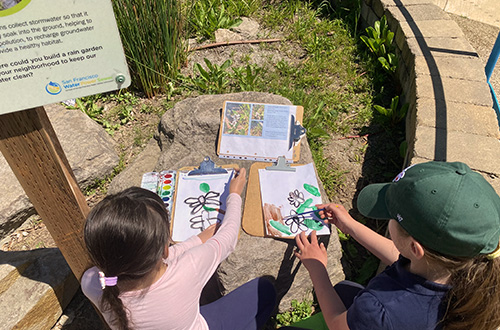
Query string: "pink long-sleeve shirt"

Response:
xmin=81 ymin=193 xmax=242 ymax=330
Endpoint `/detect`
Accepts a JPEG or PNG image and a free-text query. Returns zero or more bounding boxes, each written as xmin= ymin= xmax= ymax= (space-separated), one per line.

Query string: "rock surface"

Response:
xmin=0 ymin=103 xmax=120 ymax=239
xmin=110 ymin=92 xmax=345 ymax=311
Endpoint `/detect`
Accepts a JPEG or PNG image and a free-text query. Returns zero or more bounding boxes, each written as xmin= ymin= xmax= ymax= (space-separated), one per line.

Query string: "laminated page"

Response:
xmin=218 ymin=101 xmax=298 ymax=161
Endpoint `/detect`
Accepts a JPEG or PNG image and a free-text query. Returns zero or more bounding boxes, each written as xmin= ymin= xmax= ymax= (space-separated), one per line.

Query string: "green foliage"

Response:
xmin=112 ymin=0 xmax=185 ymax=97
xmin=102 ymin=90 xmax=139 ymax=105
xmin=373 ymin=95 xmax=408 ymax=126
xmin=232 ymin=64 xmax=262 ymax=91
xmin=187 ymin=0 xmax=242 ymax=40
xmin=353 ymin=254 xmax=380 ymax=284
xmin=189 ymin=58 xmax=233 ymax=94
xmin=360 ymin=16 xmax=397 ymax=74
xmin=74 ymin=96 xmax=104 ymax=121
xmin=276 ymin=299 xmax=313 ymax=327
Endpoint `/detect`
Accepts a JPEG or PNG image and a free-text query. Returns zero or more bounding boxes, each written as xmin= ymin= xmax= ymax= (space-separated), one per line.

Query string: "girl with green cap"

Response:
xmin=287 ymin=161 xmax=500 ymax=330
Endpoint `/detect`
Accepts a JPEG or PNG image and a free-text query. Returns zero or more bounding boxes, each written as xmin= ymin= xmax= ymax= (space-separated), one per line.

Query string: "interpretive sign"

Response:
xmin=0 ymin=0 xmax=131 ymax=115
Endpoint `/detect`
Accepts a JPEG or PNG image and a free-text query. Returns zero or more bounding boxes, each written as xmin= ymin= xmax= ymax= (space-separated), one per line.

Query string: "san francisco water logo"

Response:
xmin=45 ymin=81 xmax=62 ymax=95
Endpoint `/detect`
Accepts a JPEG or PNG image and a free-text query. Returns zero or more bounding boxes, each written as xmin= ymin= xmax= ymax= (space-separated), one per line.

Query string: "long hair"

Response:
xmin=425 ymin=248 xmax=500 ymax=330
xmin=394 ymin=222 xmax=500 ymax=330
xmin=84 ymin=187 xmax=171 ymax=330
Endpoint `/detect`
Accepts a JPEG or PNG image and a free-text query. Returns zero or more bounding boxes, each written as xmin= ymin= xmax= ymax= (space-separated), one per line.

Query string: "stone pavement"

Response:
xmin=362 ymin=0 xmax=500 ymax=194
xmin=434 ymin=0 xmax=500 ymax=28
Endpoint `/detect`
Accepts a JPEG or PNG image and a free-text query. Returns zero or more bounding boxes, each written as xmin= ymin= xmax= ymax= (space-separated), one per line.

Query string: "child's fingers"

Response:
xmin=237 ymin=167 xmax=246 ymax=179
xmin=320 ymin=242 xmax=326 ymax=253
xmin=310 ymin=230 xmax=318 ymax=242
xmin=295 ymin=231 xmax=307 ymax=250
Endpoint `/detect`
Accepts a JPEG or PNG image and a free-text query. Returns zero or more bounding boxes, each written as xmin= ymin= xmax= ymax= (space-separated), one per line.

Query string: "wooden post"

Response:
xmin=0 ymin=106 xmax=91 ymax=280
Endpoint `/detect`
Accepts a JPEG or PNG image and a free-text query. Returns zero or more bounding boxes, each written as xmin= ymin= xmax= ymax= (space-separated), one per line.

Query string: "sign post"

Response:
xmin=0 ymin=106 xmax=92 ymax=278
xmin=0 ymin=0 xmax=131 ymax=281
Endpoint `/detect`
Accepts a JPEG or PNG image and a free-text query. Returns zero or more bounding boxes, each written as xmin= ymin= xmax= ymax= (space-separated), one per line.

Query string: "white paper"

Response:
xmin=172 ymin=170 xmax=234 ymax=242
xmin=258 ymin=163 xmax=330 ymax=238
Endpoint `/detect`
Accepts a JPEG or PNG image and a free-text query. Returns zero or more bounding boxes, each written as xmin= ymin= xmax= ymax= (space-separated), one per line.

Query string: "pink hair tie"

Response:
xmin=99 ymin=271 xmax=118 ymax=289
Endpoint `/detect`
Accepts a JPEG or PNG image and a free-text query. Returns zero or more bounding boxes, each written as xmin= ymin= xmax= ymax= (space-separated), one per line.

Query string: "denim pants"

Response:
xmin=200 ymin=277 xmax=277 ymax=330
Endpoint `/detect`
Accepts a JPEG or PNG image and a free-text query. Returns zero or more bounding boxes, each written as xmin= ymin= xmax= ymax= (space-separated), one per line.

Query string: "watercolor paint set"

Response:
xmin=140 ymin=170 xmax=177 ymax=215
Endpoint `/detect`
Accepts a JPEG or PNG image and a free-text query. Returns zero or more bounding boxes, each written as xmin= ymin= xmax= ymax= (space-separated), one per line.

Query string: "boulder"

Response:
xmin=0 ymin=248 xmax=78 ymax=330
xmin=0 ymin=103 xmax=120 ymax=239
xmin=154 ymin=92 xmax=345 ymax=311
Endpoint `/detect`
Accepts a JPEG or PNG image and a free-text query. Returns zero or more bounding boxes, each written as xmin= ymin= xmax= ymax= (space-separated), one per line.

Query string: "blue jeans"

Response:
xmin=200 ymin=277 xmax=277 ymax=330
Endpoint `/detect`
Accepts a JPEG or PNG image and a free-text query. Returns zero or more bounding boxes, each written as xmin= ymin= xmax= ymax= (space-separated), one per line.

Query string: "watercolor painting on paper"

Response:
xmin=258 ymin=163 xmax=330 ymax=238
xmin=172 ymin=170 xmax=233 ymax=242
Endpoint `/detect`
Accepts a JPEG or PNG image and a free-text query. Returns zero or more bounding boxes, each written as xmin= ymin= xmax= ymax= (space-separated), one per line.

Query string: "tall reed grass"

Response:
xmin=112 ymin=0 xmax=185 ymax=97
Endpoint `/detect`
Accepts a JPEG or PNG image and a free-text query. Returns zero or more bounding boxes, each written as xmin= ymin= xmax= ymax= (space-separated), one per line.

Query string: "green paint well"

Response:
xmin=200 ymin=183 xmax=210 ymax=193
xmin=162 ymin=191 xmax=171 ymax=196
xmin=270 ymin=220 xmax=292 ymax=235
xmin=304 ymin=183 xmax=321 ymax=197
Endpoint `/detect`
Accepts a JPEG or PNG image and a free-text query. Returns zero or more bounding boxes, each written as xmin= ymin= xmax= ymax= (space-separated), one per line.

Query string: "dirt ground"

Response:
xmin=1 ymin=13 xmax=499 ymax=330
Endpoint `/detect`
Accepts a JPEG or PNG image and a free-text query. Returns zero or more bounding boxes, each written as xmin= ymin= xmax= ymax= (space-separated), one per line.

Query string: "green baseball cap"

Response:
xmin=357 ymin=161 xmax=500 ymax=257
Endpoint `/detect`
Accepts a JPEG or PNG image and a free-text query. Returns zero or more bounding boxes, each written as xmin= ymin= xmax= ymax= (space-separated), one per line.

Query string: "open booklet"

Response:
xmin=217 ymin=101 xmax=305 ymax=162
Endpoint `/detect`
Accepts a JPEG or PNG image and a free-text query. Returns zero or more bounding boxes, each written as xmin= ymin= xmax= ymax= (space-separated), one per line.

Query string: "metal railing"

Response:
xmin=486 ymin=31 xmax=500 ymax=124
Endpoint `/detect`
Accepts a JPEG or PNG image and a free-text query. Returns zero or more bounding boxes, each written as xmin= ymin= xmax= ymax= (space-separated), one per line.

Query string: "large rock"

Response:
xmin=0 ymin=248 xmax=78 ymax=330
xmin=0 ymin=103 xmax=120 ymax=239
xmin=152 ymin=92 xmax=344 ymax=311
xmin=109 ymin=92 xmax=344 ymax=310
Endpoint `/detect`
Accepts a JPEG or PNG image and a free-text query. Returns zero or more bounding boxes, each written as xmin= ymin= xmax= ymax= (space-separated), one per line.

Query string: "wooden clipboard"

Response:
xmin=216 ymin=101 xmax=304 ymax=162
xmin=170 ymin=163 xmax=239 ymax=242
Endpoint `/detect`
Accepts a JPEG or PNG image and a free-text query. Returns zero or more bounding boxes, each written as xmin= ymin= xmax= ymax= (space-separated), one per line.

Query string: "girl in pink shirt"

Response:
xmin=81 ymin=168 xmax=276 ymax=330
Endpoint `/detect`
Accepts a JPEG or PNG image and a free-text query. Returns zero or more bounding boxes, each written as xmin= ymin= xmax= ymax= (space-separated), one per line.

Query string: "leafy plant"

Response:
xmin=360 ymin=16 xmax=398 ymax=73
xmin=113 ymin=0 xmax=185 ymax=97
xmin=373 ymin=95 xmax=408 ymax=126
xmin=189 ymin=58 xmax=233 ymax=94
xmin=276 ymin=299 xmax=313 ymax=327
xmin=187 ymin=0 xmax=242 ymax=40
xmin=118 ymin=105 xmax=134 ymax=124
xmin=75 ymin=97 xmax=104 ymax=121
xmin=232 ymin=64 xmax=262 ymax=91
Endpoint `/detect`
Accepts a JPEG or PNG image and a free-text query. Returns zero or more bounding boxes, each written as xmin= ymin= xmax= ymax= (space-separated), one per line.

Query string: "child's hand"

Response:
xmin=229 ymin=168 xmax=247 ymax=195
xmin=198 ymin=224 xmax=218 ymax=243
xmin=295 ymin=231 xmax=328 ymax=270
xmin=316 ymin=203 xmax=355 ymax=236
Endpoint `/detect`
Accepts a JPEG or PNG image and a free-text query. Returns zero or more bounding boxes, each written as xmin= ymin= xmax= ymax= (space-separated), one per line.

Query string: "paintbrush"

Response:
xmin=282 ymin=208 xmax=328 ymax=226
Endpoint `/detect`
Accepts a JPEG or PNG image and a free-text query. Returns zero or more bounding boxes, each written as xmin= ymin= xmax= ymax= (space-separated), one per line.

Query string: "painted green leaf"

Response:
xmin=297 ymin=198 xmax=313 ymax=213
xmin=304 ymin=218 xmax=323 ymax=230
xmin=303 ymin=184 xmax=321 ymax=197
xmin=270 ymin=220 xmax=292 ymax=236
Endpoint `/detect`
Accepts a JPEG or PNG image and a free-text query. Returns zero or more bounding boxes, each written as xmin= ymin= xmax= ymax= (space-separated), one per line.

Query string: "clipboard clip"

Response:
xmin=289 ymin=114 xmax=306 ymax=150
xmin=188 ymin=156 xmax=228 ymax=176
xmin=266 ymin=156 xmax=296 ymax=172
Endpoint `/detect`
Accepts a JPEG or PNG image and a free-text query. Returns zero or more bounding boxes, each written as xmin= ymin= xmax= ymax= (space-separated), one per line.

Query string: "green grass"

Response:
xmin=113 ymin=0 xmax=185 ymax=97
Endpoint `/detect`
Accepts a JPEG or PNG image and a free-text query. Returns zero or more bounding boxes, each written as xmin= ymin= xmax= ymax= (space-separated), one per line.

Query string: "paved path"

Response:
xmin=435 ymin=0 xmax=500 ymax=28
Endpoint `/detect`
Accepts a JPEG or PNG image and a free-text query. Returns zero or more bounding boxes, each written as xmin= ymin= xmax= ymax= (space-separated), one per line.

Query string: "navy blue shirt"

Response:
xmin=347 ymin=256 xmax=450 ymax=330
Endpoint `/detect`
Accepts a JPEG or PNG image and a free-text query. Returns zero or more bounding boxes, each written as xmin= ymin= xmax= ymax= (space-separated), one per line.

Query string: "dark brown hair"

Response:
xmin=84 ymin=187 xmax=171 ymax=330
xmin=394 ymin=222 xmax=500 ymax=330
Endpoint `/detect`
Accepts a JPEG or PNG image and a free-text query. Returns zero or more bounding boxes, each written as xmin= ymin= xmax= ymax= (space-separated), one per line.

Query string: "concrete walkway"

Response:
xmin=434 ymin=0 xmax=500 ymax=28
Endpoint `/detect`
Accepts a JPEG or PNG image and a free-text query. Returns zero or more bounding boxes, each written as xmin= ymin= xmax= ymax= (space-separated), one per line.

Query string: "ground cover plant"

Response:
xmin=4 ymin=0 xmax=406 ymax=328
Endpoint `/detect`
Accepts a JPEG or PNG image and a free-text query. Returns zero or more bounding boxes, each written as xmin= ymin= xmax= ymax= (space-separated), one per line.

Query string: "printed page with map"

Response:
xmin=258 ymin=163 xmax=330 ymax=238
xmin=217 ymin=101 xmax=303 ymax=162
